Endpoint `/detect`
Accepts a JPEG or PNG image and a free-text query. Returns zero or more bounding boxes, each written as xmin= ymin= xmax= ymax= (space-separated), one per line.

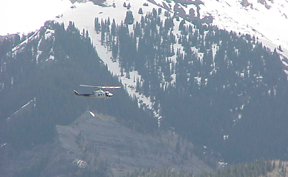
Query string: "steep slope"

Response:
xmin=2 ymin=0 xmax=288 ymax=168
xmin=54 ymin=0 xmax=288 ymax=121
xmin=52 ymin=111 xmax=210 ymax=176
xmin=149 ymin=0 xmax=288 ymax=59
xmin=198 ymin=0 xmax=288 ymax=59
xmin=51 ymin=0 xmax=288 ymax=164
xmin=0 ymin=106 xmax=210 ymax=176
xmin=0 ymin=21 xmax=157 ymax=147
xmin=1 ymin=20 xmax=212 ymax=176
xmin=54 ymin=0 xmax=167 ymax=123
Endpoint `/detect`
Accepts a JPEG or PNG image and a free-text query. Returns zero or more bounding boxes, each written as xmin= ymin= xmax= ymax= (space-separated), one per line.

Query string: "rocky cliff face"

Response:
xmin=0 ymin=111 xmax=211 ymax=177
xmin=51 ymin=111 xmax=211 ymax=176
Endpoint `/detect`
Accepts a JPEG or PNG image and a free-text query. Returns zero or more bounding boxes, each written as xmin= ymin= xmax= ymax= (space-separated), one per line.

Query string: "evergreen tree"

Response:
xmin=124 ymin=11 xmax=134 ymax=25
xmin=138 ymin=7 xmax=143 ymax=14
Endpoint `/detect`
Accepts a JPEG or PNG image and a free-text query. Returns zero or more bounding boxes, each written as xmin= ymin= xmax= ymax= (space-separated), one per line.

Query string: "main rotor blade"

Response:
xmin=100 ymin=86 xmax=121 ymax=89
xmin=80 ymin=84 xmax=97 ymax=88
xmin=80 ymin=85 xmax=121 ymax=89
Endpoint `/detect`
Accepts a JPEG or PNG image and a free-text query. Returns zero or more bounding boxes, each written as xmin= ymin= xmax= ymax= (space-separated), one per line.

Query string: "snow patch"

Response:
xmin=198 ymin=0 xmax=288 ymax=59
xmin=89 ymin=111 xmax=95 ymax=117
xmin=54 ymin=1 xmax=163 ymax=123
xmin=6 ymin=98 xmax=37 ymax=122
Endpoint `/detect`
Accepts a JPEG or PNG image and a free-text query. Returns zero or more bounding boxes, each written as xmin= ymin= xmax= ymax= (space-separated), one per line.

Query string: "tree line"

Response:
xmin=94 ymin=7 xmax=288 ymax=164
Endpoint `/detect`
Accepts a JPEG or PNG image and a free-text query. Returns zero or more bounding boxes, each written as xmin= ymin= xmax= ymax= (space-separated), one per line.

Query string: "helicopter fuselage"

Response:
xmin=74 ymin=89 xmax=113 ymax=98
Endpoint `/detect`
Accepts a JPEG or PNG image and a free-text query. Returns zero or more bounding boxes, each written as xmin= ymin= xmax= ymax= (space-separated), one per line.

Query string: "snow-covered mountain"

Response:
xmin=3 ymin=0 xmax=287 ymax=55
xmin=3 ymin=0 xmax=288 ymax=165
xmin=197 ymin=0 xmax=288 ymax=66
xmin=5 ymin=0 xmax=288 ymax=112
xmin=172 ymin=0 xmax=288 ymax=58
xmin=54 ymin=0 xmax=168 ymax=123
xmin=49 ymin=0 xmax=288 ymax=164
xmin=5 ymin=0 xmax=288 ymax=128
xmin=47 ymin=0 xmax=287 ymax=123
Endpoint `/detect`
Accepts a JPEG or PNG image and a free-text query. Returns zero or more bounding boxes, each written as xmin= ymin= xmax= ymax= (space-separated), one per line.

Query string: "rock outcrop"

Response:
xmin=0 ymin=111 xmax=211 ymax=176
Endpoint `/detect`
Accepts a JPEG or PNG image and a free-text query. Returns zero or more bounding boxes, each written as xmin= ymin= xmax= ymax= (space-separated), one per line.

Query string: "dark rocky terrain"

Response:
xmin=0 ymin=110 xmax=211 ymax=177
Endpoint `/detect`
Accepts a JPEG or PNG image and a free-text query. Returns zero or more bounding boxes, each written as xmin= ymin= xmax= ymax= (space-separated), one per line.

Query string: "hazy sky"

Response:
xmin=0 ymin=0 xmax=72 ymax=35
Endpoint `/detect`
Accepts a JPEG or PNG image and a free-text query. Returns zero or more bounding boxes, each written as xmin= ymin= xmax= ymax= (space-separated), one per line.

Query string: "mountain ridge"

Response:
xmin=0 ymin=106 xmax=211 ymax=176
xmin=1 ymin=0 xmax=288 ymax=175
xmin=51 ymin=0 xmax=288 ymax=123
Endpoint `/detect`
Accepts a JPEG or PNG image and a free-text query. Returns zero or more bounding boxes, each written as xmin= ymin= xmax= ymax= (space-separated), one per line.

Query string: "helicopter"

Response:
xmin=74 ymin=85 xmax=121 ymax=98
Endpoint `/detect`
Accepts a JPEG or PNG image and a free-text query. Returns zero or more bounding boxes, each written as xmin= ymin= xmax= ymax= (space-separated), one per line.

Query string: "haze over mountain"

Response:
xmin=1 ymin=0 xmax=288 ymax=176
xmin=2 ymin=0 xmax=287 ymax=57
xmin=0 ymin=0 xmax=72 ymax=35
